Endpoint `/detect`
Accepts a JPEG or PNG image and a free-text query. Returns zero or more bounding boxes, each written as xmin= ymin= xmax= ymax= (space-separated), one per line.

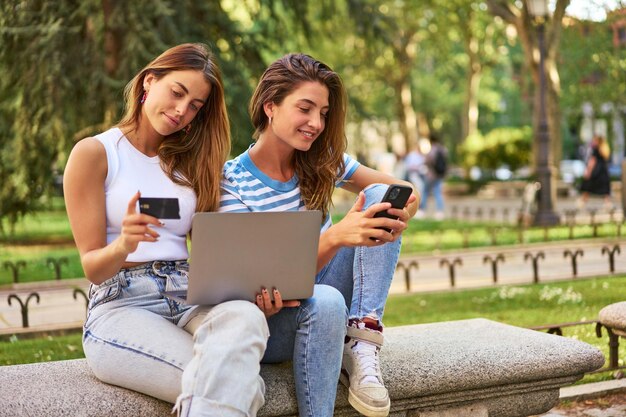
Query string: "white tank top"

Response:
xmin=95 ymin=127 xmax=196 ymax=262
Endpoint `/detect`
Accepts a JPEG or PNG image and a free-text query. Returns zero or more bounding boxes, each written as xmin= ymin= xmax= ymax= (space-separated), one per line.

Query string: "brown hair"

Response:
xmin=249 ymin=53 xmax=347 ymax=218
xmin=118 ymin=43 xmax=230 ymax=212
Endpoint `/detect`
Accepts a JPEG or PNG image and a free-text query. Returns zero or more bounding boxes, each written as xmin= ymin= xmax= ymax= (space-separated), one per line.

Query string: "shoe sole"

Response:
xmin=339 ymin=371 xmax=390 ymax=417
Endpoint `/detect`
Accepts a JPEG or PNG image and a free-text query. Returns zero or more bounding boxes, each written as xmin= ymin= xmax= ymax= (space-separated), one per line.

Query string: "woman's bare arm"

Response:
xmin=63 ymin=138 xmax=161 ymax=284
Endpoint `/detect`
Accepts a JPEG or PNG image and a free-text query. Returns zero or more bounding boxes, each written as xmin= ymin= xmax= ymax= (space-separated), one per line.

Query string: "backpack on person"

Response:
xmin=433 ymin=148 xmax=447 ymax=177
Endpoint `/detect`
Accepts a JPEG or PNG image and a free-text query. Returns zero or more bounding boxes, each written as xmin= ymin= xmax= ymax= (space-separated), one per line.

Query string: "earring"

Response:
xmin=269 ymin=116 xmax=273 ymax=125
xmin=140 ymin=91 xmax=147 ymax=104
xmin=184 ymin=124 xmax=191 ymax=134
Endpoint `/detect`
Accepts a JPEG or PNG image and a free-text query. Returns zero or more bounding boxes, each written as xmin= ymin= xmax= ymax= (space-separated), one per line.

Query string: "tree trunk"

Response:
xmin=416 ymin=112 xmax=430 ymax=140
xmin=463 ymin=54 xmax=482 ymax=140
xmin=102 ymin=0 xmax=121 ymax=126
xmin=461 ymin=10 xmax=482 ymax=142
xmin=393 ymin=78 xmax=418 ymax=153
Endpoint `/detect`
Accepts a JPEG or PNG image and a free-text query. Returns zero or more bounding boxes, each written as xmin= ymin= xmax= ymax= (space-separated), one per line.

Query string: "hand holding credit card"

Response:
xmin=139 ymin=197 xmax=181 ymax=219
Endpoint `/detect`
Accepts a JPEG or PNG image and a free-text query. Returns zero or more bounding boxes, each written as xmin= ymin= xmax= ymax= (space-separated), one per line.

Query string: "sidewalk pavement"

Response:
xmin=3 ymin=235 xmax=624 ymax=335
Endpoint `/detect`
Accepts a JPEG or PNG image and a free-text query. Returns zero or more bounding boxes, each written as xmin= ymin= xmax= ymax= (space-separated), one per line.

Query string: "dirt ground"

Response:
xmin=537 ymin=392 xmax=626 ymax=417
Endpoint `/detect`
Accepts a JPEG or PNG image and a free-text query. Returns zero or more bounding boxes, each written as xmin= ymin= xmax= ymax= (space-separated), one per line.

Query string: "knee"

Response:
xmin=309 ymin=285 xmax=348 ymax=326
xmin=362 ymin=183 xmax=388 ymax=208
xmin=204 ymin=300 xmax=269 ymax=338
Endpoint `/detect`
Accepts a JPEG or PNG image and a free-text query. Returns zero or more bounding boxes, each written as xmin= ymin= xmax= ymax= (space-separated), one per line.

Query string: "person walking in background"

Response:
xmin=220 ymin=53 xmax=419 ymax=417
xmin=403 ymin=141 xmax=426 ymax=197
xmin=578 ymin=135 xmax=612 ymax=209
xmin=415 ymin=132 xmax=447 ymax=220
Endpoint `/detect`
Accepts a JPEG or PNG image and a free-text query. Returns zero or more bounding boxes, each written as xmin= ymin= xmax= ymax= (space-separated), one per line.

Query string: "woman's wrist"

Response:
xmin=322 ymin=225 xmax=343 ymax=251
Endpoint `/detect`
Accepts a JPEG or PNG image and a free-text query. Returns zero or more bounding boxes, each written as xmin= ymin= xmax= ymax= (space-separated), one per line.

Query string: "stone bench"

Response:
xmin=0 ymin=318 xmax=604 ymax=417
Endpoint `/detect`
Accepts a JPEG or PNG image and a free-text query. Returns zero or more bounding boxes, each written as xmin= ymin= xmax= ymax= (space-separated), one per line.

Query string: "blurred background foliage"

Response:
xmin=1 ymin=0 xmax=625 ymax=232
xmin=460 ymin=126 xmax=533 ymax=172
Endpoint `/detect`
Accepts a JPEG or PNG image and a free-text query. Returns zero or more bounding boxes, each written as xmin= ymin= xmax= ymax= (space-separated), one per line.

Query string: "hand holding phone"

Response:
xmin=139 ymin=197 xmax=181 ymax=219
xmin=373 ymin=184 xmax=413 ymax=233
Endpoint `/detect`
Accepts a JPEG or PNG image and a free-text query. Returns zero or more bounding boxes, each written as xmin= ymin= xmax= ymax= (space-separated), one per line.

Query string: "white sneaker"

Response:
xmin=434 ymin=211 xmax=445 ymax=220
xmin=414 ymin=210 xmax=425 ymax=219
xmin=340 ymin=326 xmax=390 ymax=417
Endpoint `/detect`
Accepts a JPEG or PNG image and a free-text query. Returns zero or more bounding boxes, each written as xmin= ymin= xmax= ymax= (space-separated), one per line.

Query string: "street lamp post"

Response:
xmin=528 ymin=0 xmax=560 ymax=226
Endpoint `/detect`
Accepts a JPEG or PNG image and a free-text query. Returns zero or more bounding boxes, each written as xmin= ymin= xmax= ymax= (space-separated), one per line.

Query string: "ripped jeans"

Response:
xmin=83 ymin=261 xmax=346 ymax=417
xmin=316 ymin=184 xmax=402 ymax=326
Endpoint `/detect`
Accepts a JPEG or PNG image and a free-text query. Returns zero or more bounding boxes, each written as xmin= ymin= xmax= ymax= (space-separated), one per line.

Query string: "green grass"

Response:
xmin=384 ymin=275 xmax=626 ymax=384
xmin=1 ymin=207 xmax=73 ymax=245
xmin=0 ymin=333 xmax=84 ymax=366
xmin=2 ymin=275 xmax=624 ymax=386
xmin=0 ymin=246 xmax=82 ymax=285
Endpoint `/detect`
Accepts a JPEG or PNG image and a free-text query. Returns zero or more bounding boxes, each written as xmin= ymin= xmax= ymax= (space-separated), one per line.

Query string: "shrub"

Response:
xmin=459 ymin=127 xmax=532 ymax=172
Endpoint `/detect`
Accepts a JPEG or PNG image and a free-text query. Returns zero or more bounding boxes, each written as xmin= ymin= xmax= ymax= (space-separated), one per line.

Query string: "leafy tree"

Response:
xmin=0 ymin=0 xmax=285 ymax=231
xmin=486 ymin=0 xmax=571 ymax=173
xmin=559 ymin=10 xmax=626 ymax=156
xmin=0 ymin=1 xmax=103 ymax=232
xmin=443 ymin=1 xmax=508 ymax=141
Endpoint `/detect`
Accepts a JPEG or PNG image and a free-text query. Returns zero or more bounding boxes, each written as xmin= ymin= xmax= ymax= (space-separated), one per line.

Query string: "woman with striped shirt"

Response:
xmin=220 ymin=53 xmax=419 ymax=417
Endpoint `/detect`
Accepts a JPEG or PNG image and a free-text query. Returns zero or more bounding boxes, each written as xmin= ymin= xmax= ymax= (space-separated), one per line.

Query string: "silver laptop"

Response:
xmin=163 ymin=211 xmax=321 ymax=305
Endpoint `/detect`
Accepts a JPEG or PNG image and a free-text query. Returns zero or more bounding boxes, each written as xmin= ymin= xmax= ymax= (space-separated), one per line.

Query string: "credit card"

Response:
xmin=138 ymin=197 xmax=181 ymax=219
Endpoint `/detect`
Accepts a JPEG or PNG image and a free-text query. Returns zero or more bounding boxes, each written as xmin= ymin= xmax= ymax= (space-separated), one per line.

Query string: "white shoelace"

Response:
xmin=352 ymin=341 xmax=382 ymax=385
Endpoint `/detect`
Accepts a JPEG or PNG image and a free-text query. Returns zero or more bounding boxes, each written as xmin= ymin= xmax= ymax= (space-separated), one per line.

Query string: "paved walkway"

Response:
xmin=2 ymin=236 xmax=624 ymax=333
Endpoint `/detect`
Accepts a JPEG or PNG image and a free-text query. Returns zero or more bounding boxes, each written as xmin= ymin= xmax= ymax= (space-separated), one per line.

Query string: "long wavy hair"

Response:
xmin=249 ymin=54 xmax=347 ymax=218
xmin=118 ymin=43 xmax=230 ymax=212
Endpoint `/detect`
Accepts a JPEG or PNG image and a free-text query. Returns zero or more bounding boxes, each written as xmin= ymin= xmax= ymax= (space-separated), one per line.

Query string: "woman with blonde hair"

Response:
xmin=579 ymin=135 xmax=612 ymax=208
xmin=64 ymin=43 xmax=271 ymax=416
xmin=220 ymin=53 xmax=419 ymax=417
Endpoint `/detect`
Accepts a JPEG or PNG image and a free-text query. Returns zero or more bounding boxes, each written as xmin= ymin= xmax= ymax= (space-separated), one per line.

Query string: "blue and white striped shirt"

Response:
xmin=219 ymin=147 xmax=360 ymax=232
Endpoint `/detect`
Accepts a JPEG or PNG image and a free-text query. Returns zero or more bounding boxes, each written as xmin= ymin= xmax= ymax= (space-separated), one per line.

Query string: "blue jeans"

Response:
xmin=82 ymin=261 xmax=346 ymax=417
xmin=317 ymin=184 xmax=402 ymax=325
xmin=264 ymin=285 xmax=347 ymax=417
xmin=420 ymin=177 xmax=444 ymax=212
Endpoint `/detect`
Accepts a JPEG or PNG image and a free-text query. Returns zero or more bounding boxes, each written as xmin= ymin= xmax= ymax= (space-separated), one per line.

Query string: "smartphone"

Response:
xmin=139 ymin=197 xmax=181 ymax=219
xmin=373 ymin=184 xmax=413 ymax=232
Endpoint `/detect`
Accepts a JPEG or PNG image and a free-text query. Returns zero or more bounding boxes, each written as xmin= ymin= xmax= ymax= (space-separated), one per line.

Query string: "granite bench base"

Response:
xmin=0 ymin=318 xmax=604 ymax=417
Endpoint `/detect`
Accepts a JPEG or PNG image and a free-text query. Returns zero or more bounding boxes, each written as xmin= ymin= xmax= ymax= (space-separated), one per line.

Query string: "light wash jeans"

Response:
xmin=83 ymin=261 xmax=347 ymax=417
xmin=317 ymin=184 xmax=403 ymax=325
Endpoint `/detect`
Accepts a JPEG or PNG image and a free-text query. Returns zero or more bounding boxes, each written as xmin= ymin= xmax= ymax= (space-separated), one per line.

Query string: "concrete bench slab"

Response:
xmin=0 ymin=318 xmax=604 ymax=417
